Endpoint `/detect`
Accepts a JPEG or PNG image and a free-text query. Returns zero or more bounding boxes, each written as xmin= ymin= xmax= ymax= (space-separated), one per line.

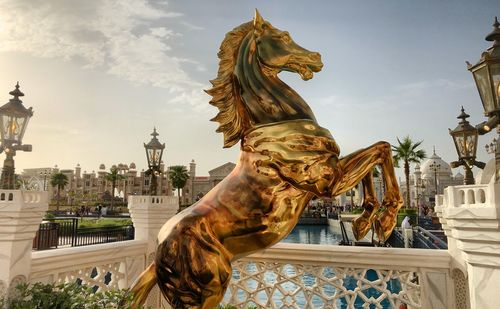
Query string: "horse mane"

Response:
xmin=206 ymin=21 xmax=253 ymax=148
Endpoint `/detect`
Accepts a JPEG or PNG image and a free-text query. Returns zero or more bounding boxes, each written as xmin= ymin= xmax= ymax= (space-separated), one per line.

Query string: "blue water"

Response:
xmin=281 ymin=224 xmax=342 ymax=245
xmin=227 ymin=224 xmax=402 ymax=308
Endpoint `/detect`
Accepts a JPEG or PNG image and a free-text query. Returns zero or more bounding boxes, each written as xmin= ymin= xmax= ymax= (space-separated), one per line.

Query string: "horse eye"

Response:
xmin=282 ymin=33 xmax=291 ymax=43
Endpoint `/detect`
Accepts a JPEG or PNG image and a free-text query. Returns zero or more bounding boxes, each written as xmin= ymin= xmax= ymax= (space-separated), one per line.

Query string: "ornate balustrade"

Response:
xmin=435 ymin=182 xmax=500 ymax=308
xmin=30 ymin=240 xmax=147 ymax=291
xmin=225 ymin=243 xmax=454 ymax=309
xmin=439 ymin=183 xmax=491 ymax=207
xmin=24 ymin=241 xmax=456 ymax=309
xmin=1 ymin=193 xmax=466 ymax=308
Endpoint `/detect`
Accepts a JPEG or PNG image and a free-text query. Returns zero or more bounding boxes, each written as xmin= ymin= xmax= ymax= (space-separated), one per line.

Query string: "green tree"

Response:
xmin=50 ymin=172 xmax=68 ymax=211
xmin=105 ymin=167 xmax=125 ymax=211
xmin=392 ymin=136 xmax=426 ymax=208
xmin=168 ymin=165 xmax=190 ymax=212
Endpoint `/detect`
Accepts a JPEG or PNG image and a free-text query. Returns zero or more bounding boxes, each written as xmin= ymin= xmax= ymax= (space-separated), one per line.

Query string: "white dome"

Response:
xmin=421 ymin=151 xmax=452 ymax=179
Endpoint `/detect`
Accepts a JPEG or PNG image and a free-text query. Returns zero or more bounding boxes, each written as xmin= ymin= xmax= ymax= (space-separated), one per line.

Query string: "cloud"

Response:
xmin=317 ymin=78 xmax=475 ymax=110
xmin=0 ymin=0 xmax=207 ymax=111
xmin=396 ymin=79 xmax=474 ymax=94
xmin=180 ymin=21 xmax=204 ymax=31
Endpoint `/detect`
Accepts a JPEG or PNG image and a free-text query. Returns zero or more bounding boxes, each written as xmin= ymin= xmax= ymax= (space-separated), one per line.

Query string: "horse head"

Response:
xmin=252 ymin=10 xmax=323 ymax=80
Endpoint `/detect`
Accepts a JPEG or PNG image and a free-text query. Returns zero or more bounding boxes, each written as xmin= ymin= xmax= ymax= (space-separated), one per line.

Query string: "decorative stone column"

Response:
xmin=128 ymin=195 xmax=178 ymax=309
xmin=436 ymin=181 xmax=500 ymax=309
xmin=0 ymin=190 xmax=48 ymax=298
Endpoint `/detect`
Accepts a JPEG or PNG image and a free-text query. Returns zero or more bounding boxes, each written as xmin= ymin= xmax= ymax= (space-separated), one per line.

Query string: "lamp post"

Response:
xmin=0 ymin=83 xmax=33 ymax=189
xmin=429 ymin=161 xmax=440 ymax=199
xmin=40 ymin=169 xmax=50 ymax=191
xmin=144 ymin=128 xmax=165 ymax=196
xmin=485 ymin=137 xmax=497 ymax=154
xmin=467 ymin=17 xmax=500 ymax=183
xmin=415 ymin=179 xmax=425 ymax=227
xmin=415 ymin=179 xmax=425 ymax=209
xmin=449 ymin=107 xmax=485 ymax=184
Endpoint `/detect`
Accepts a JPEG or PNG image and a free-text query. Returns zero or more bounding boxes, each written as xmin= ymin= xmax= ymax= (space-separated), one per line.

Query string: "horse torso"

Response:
xmin=158 ymin=121 xmax=340 ymax=262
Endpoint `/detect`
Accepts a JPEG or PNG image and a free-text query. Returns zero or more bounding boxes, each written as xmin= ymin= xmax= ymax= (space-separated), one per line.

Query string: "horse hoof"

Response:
xmin=352 ymin=216 xmax=371 ymax=240
xmin=375 ymin=211 xmax=398 ymax=242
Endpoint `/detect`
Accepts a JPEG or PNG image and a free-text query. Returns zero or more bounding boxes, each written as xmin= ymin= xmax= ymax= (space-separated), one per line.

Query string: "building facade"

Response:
xmin=400 ymin=150 xmax=464 ymax=208
xmin=20 ymin=162 xmax=172 ymax=206
xmin=184 ymin=160 xmax=236 ymax=205
xmin=20 ymin=160 xmax=236 ymax=207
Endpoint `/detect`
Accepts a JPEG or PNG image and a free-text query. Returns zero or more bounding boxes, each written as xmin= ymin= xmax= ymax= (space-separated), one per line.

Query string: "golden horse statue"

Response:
xmin=128 ymin=10 xmax=403 ymax=309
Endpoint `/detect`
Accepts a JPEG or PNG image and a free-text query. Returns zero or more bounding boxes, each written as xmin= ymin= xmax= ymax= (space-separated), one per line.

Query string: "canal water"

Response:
xmin=227 ymin=224 xmax=401 ymax=308
xmin=281 ymin=224 xmax=342 ymax=245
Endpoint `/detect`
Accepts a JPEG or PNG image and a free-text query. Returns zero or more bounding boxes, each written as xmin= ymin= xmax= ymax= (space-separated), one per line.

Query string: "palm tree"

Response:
xmin=168 ymin=165 xmax=190 ymax=212
xmin=105 ymin=167 xmax=125 ymax=212
xmin=392 ymin=136 xmax=426 ymax=208
xmin=50 ymin=172 xmax=68 ymax=211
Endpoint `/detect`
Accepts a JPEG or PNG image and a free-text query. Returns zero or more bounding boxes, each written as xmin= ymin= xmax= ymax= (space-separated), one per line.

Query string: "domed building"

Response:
xmin=402 ymin=149 xmax=464 ymax=208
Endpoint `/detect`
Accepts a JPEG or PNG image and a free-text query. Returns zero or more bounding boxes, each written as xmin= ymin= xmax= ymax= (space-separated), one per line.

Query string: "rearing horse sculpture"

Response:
xmin=129 ymin=10 xmax=403 ymax=309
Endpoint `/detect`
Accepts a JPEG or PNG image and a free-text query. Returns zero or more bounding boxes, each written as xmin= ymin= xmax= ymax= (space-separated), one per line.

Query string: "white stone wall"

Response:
xmin=0 ymin=190 xmax=48 ymax=297
xmin=436 ymin=181 xmax=500 ymax=308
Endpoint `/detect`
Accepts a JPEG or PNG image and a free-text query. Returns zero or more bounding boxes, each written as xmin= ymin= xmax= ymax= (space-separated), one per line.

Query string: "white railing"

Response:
xmin=440 ymin=183 xmax=492 ymax=208
xmin=27 ymin=241 xmax=456 ymax=308
xmin=30 ymin=240 xmax=147 ymax=291
xmin=0 ymin=190 xmax=46 ymax=204
xmin=224 ymin=243 xmax=454 ymax=309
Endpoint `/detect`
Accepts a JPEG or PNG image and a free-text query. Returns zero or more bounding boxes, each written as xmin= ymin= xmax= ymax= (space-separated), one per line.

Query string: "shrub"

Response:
xmin=77 ymin=219 xmax=132 ymax=229
xmin=0 ymin=282 xmax=254 ymax=309
xmin=43 ymin=213 xmax=56 ymax=222
xmin=0 ymin=282 xmax=140 ymax=309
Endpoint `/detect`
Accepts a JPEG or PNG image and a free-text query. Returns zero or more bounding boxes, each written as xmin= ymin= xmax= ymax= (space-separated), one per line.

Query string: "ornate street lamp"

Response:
xmin=415 ymin=179 xmax=425 ymax=209
xmin=449 ymin=107 xmax=485 ymax=184
xmin=144 ymin=128 xmax=165 ymax=196
xmin=0 ymin=83 xmax=33 ymax=189
xmin=429 ymin=161 xmax=440 ymax=198
xmin=485 ymin=137 xmax=497 ymax=154
xmin=40 ymin=169 xmax=50 ymax=191
xmin=467 ymin=17 xmax=500 ymax=183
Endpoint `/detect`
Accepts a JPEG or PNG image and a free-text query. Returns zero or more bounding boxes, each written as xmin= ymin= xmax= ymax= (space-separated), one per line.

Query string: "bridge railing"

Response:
xmin=224 ymin=243 xmax=455 ymax=309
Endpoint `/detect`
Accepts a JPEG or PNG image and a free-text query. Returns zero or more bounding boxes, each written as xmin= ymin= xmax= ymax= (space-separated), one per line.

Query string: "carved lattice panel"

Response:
xmin=55 ymin=262 xmax=125 ymax=292
xmin=224 ymin=261 xmax=421 ymax=309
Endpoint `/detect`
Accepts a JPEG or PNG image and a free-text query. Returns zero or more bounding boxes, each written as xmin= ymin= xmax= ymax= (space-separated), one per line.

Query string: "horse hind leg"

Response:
xmin=352 ymin=171 xmax=380 ymax=240
xmin=332 ymin=141 xmax=402 ymax=241
xmin=374 ymin=143 xmax=404 ymax=242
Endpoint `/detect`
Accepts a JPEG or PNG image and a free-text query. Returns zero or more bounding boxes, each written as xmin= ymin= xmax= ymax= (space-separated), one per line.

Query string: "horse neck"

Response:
xmin=234 ymin=36 xmax=316 ymax=125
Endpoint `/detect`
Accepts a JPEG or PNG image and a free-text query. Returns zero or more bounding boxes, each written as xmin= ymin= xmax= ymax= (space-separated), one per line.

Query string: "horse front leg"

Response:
xmin=331 ymin=141 xmax=403 ymax=241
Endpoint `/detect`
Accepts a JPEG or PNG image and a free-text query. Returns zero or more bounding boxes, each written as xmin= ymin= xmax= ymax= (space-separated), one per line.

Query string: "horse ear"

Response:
xmin=253 ymin=9 xmax=265 ymax=36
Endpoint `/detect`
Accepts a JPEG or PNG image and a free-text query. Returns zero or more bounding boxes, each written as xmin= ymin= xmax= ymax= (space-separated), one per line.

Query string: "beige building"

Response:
xmin=184 ymin=160 xmax=236 ymax=204
xmin=20 ymin=161 xmax=236 ymax=207
xmin=20 ymin=162 xmax=172 ymax=205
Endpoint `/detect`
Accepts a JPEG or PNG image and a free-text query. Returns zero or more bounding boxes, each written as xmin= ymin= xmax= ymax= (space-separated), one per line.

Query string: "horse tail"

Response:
xmin=124 ymin=262 xmax=157 ymax=308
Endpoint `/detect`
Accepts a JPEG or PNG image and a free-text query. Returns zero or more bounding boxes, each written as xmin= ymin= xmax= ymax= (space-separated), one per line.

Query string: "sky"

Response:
xmin=0 ymin=0 xmax=499 ymax=178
